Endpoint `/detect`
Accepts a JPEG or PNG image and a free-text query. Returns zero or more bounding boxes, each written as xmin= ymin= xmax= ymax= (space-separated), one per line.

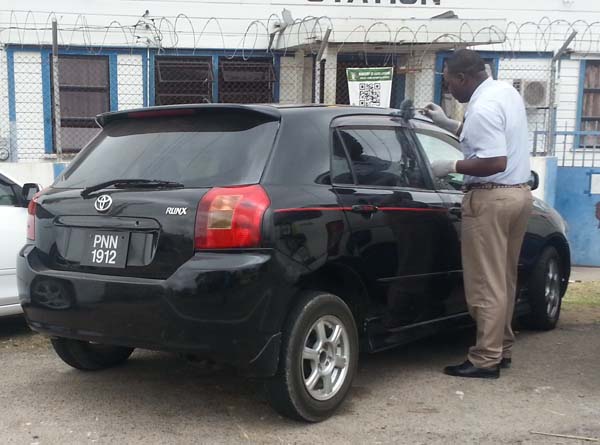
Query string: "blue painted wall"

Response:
xmin=555 ymin=167 xmax=600 ymax=266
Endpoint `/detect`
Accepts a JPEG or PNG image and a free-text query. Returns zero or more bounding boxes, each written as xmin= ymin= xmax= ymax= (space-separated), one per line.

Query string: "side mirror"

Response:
xmin=528 ymin=170 xmax=539 ymax=191
xmin=21 ymin=183 xmax=40 ymax=203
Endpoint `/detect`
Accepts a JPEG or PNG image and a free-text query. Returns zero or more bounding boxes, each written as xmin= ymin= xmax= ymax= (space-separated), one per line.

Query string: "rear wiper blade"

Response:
xmin=81 ymin=179 xmax=184 ymax=197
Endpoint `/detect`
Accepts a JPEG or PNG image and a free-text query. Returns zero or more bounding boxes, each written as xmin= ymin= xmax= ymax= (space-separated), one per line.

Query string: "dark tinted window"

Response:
xmin=337 ymin=127 xmax=426 ymax=188
xmin=55 ymin=112 xmax=279 ymax=189
xmin=0 ymin=180 xmax=17 ymax=206
xmin=331 ymin=132 xmax=354 ymax=184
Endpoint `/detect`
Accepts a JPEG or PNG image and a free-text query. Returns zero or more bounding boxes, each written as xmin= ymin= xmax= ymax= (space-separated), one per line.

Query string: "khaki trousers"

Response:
xmin=461 ymin=186 xmax=533 ymax=369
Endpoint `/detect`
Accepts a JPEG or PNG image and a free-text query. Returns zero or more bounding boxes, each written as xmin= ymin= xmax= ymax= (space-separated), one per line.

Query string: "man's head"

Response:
xmin=443 ymin=49 xmax=489 ymax=103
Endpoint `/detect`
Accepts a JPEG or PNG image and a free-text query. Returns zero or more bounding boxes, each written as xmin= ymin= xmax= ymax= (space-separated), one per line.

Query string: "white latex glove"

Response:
xmin=423 ymin=103 xmax=461 ymax=134
xmin=431 ymin=160 xmax=458 ymax=178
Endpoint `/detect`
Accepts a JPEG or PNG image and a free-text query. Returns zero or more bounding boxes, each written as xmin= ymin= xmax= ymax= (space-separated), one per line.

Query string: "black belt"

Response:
xmin=463 ymin=182 xmax=529 ymax=192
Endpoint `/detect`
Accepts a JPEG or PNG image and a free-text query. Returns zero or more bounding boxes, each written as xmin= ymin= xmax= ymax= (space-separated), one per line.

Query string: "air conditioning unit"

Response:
xmin=513 ymin=79 xmax=549 ymax=108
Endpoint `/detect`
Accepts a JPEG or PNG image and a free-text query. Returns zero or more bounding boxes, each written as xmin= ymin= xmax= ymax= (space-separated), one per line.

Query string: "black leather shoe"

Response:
xmin=500 ymin=358 xmax=512 ymax=369
xmin=443 ymin=360 xmax=500 ymax=379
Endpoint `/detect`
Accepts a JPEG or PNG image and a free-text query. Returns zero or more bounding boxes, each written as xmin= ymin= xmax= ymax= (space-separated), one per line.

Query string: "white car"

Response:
xmin=0 ymin=172 xmax=39 ymax=317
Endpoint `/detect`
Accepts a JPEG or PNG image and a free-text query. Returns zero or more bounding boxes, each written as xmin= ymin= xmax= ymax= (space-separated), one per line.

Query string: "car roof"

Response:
xmin=96 ymin=103 xmax=406 ymax=127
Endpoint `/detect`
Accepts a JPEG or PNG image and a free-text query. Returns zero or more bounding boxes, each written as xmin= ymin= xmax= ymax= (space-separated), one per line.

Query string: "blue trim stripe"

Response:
xmin=575 ymin=60 xmax=587 ymax=150
xmin=53 ymin=162 xmax=67 ymax=178
xmin=142 ymin=51 xmax=148 ymax=107
xmin=109 ymin=54 xmax=118 ymax=111
xmin=212 ymin=54 xmax=219 ymax=102
xmin=6 ymin=48 xmax=16 ymax=160
xmin=149 ymin=50 xmax=156 ymax=106
xmin=6 ymin=49 xmax=16 ymax=123
xmin=434 ymin=53 xmax=444 ymax=105
xmin=273 ymin=54 xmax=281 ymax=103
xmin=41 ymin=49 xmax=53 ymax=154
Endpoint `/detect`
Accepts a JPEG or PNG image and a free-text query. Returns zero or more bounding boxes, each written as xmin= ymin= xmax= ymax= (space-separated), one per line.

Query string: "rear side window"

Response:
xmin=55 ymin=111 xmax=279 ymax=189
xmin=333 ymin=127 xmax=426 ymax=189
xmin=0 ymin=179 xmax=17 ymax=206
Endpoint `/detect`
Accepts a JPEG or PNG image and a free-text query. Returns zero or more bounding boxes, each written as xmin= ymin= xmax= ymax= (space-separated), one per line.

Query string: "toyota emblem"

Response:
xmin=94 ymin=195 xmax=113 ymax=213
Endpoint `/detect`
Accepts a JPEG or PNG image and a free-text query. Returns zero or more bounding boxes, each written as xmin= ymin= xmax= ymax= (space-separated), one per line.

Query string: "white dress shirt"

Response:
xmin=460 ymin=77 xmax=531 ymax=185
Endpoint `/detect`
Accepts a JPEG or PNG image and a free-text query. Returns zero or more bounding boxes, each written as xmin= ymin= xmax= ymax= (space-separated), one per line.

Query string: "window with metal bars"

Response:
xmin=218 ymin=58 xmax=275 ymax=103
xmin=155 ymin=57 xmax=213 ymax=105
xmin=581 ymin=61 xmax=600 ymax=148
xmin=50 ymin=55 xmax=110 ymax=152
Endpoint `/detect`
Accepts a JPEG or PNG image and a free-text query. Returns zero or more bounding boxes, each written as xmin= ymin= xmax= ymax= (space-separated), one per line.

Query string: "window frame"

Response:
xmin=329 ymin=123 xmax=433 ymax=191
xmin=50 ymin=54 xmax=111 ymax=153
xmin=218 ymin=58 xmax=276 ymax=104
xmin=413 ymin=128 xmax=465 ymax=193
xmin=577 ymin=59 xmax=600 ymax=150
xmin=154 ymin=56 xmax=214 ymax=106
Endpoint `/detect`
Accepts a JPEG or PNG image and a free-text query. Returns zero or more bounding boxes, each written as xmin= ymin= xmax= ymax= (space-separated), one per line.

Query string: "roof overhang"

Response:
xmin=272 ymin=17 xmax=506 ymax=53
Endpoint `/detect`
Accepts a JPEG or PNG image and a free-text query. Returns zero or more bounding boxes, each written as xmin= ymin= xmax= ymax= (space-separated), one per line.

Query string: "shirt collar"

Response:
xmin=468 ymin=77 xmax=493 ymax=106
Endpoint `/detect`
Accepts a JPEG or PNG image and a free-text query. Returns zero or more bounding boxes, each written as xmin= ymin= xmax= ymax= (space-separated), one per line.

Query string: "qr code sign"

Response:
xmin=359 ymin=82 xmax=381 ymax=107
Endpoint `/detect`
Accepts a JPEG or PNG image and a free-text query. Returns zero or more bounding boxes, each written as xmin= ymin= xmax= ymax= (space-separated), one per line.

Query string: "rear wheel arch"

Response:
xmin=295 ymin=262 xmax=370 ymax=334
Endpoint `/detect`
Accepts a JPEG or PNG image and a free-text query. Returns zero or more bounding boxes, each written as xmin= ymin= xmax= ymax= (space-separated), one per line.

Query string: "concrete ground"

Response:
xmin=1 ymin=286 xmax=599 ymax=444
xmin=570 ymin=266 xmax=600 ymax=283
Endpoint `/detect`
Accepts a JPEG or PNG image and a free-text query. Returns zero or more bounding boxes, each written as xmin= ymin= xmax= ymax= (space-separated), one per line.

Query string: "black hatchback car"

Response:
xmin=17 ymin=104 xmax=570 ymax=422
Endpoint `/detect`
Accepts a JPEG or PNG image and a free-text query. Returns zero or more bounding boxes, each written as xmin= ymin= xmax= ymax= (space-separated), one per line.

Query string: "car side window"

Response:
xmin=0 ymin=180 xmax=17 ymax=206
xmin=415 ymin=130 xmax=465 ymax=191
xmin=334 ymin=126 xmax=426 ymax=189
xmin=331 ymin=131 xmax=354 ymax=185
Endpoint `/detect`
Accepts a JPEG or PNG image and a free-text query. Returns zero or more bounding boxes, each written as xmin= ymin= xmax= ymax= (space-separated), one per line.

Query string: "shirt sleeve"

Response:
xmin=464 ymin=104 xmax=507 ymax=159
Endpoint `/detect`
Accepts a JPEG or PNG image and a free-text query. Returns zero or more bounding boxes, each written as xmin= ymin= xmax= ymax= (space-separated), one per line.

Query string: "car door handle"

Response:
xmin=351 ymin=204 xmax=379 ymax=214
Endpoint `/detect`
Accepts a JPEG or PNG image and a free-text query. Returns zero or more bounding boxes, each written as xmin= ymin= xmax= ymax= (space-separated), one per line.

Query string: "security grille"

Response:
xmin=218 ymin=58 xmax=275 ymax=103
xmin=155 ymin=57 xmax=213 ymax=105
xmin=51 ymin=55 xmax=109 ymax=152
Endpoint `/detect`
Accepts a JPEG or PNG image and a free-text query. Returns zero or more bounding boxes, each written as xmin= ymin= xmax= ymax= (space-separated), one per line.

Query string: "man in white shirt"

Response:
xmin=424 ymin=49 xmax=533 ymax=379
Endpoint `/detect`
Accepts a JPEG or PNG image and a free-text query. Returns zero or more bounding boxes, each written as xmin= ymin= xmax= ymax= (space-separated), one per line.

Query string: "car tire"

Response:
xmin=51 ymin=337 xmax=134 ymax=371
xmin=265 ymin=291 xmax=359 ymax=422
xmin=522 ymin=246 xmax=563 ymax=331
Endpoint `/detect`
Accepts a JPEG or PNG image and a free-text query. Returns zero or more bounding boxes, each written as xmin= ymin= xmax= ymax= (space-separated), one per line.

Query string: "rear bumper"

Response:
xmin=17 ymin=246 xmax=289 ymax=377
xmin=0 ymin=303 xmax=23 ymax=317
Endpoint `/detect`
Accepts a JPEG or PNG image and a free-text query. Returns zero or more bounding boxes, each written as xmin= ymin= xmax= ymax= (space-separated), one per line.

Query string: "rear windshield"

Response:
xmin=55 ymin=110 xmax=279 ymax=189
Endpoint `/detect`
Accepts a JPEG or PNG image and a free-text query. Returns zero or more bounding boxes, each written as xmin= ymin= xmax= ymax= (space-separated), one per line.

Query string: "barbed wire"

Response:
xmin=2 ymin=10 xmax=600 ymax=58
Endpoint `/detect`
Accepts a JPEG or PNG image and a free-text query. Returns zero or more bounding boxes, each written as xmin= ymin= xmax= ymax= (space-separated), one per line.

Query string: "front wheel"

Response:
xmin=51 ymin=337 xmax=134 ymax=371
xmin=522 ymin=246 xmax=564 ymax=330
xmin=265 ymin=291 xmax=359 ymax=422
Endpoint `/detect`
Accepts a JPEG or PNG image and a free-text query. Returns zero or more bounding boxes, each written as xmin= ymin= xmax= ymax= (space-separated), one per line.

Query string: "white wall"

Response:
xmin=0 ymin=48 xmax=10 ymax=159
xmin=117 ymin=54 xmax=144 ymax=110
xmin=406 ymin=53 xmax=436 ymax=107
xmin=0 ymin=161 xmax=56 ymax=187
xmin=279 ymin=53 xmax=302 ymax=104
xmin=13 ymin=51 xmax=45 ymax=161
xmin=2 ymin=1 xmax=600 ymax=53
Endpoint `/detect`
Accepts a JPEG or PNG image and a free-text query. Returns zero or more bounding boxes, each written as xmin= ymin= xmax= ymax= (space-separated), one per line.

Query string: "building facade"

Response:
xmin=1 ymin=0 xmax=600 ymax=263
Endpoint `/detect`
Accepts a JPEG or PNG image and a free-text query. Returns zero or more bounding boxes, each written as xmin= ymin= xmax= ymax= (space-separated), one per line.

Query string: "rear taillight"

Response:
xmin=26 ymin=192 xmax=41 ymax=241
xmin=195 ymin=185 xmax=270 ymax=249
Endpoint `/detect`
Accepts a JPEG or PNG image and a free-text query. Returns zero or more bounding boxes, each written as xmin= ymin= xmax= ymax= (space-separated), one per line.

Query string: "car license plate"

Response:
xmin=80 ymin=231 xmax=130 ymax=268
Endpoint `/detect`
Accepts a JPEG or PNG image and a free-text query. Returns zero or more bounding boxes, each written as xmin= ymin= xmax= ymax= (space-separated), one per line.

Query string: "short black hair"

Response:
xmin=446 ymin=49 xmax=486 ymax=76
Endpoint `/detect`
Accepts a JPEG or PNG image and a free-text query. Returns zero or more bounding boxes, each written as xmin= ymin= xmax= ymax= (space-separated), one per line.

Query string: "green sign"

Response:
xmin=346 ymin=67 xmax=393 ymax=82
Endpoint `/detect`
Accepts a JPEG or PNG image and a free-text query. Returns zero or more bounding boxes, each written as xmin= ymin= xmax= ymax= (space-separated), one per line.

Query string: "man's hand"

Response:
xmin=423 ymin=103 xmax=461 ymax=134
xmin=431 ymin=160 xmax=457 ymax=178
